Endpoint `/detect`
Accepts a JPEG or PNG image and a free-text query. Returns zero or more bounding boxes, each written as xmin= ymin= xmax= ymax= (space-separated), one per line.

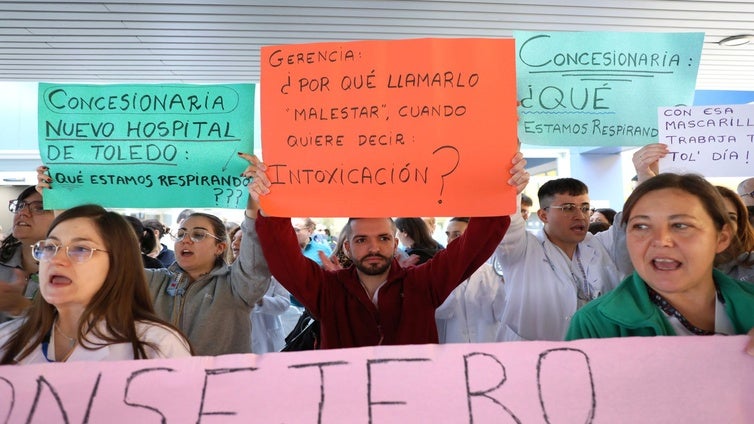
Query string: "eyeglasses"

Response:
xmin=31 ymin=241 xmax=109 ymax=263
xmin=545 ymin=203 xmax=592 ymax=215
xmin=171 ymin=228 xmax=222 ymax=243
xmin=740 ymin=190 xmax=754 ymax=198
xmin=9 ymin=199 xmax=46 ymax=215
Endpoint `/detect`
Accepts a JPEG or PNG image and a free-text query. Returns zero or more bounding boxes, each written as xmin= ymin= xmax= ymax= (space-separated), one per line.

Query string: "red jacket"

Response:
xmin=256 ymin=215 xmax=510 ymax=349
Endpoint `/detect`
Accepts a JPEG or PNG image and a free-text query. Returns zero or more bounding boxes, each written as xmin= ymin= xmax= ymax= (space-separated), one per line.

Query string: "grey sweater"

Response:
xmin=146 ymin=215 xmax=270 ymax=356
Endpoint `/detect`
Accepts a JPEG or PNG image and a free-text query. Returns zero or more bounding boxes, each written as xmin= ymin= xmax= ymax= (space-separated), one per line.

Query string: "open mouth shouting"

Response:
xmin=651 ymin=257 xmax=682 ymax=271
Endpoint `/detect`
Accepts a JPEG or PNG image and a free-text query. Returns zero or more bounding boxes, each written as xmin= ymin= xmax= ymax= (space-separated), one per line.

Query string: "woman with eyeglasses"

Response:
xmin=1 ymin=186 xmax=55 ymax=324
xmin=566 ymin=174 xmax=754 ymax=351
xmin=35 ymin=164 xmax=272 ymax=356
xmin=0 ymin=205 xmax=191 ymax=364
xmin=143 ymin=207 xmax=271 ymax=356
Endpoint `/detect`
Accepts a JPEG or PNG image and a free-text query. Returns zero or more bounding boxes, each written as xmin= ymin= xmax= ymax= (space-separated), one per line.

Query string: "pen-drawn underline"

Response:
xmin=580 ymin=78 xmax=634 ymax=82
xmin=563 ymin=74 xmax=653 ymax=78
xmin=45 ymin=161 xmax=178 ymax=166
xmin=44 ymin=138 xmax=240 ymax=143
xmin=519 ymin=111 xmax=617 ymax=115
xmin=528 ymin=69 xmax=674 ymax=75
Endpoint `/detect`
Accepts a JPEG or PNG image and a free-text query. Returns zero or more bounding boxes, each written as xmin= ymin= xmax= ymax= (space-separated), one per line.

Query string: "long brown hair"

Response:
xmin=716 ymin=185 xmax=754 ymax=265
xmin=1 ymin=204 xmax=191 ymax=363
xmin=394 ymin=217 xmax=439 ymax=252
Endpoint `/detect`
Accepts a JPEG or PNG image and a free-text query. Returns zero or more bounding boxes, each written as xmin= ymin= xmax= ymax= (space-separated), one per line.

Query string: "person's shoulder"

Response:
xmin=158 ymin=244 xmax=175 ymax=257
xmin=143 ymin=254 xmax=165 ymax=269
xmin=566 ymin=290 xmax=627 ymax=340
xmin=0 ymin=317 xmax=24 ymax=333
xmin=577 ymin=274 xmax=648 ymax=326
xmin=0 ymin=317 xmax=25 ymax=346
xmin=143 ymin=266 xmax=174 ymax=284
xmin=0 ymin=245 xmax=23 ymax=269
xmin=136 ymin=321 xmax=178 ymax=338
xmin=475 ymin=262 xmax=501 ymax=279
xmin=715 ymin=269 xmax=754 ymax=295
xmin=136 ymin=321 xmax=191 ymax=357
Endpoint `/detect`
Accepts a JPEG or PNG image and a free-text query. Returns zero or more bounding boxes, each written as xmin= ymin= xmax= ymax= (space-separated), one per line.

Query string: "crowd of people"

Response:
xmin=0 ymin=144 xmax=752 ymax=364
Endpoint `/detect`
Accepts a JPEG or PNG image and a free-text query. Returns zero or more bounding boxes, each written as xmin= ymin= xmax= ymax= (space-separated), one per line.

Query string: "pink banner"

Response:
xmin=0 ymin=336 xmax=751 ymax=423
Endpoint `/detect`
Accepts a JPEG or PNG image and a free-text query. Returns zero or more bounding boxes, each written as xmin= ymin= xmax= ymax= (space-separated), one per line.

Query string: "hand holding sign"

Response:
xmin=507 ymin=151 xmax=530 ymax=194
xmin=240 ymin=153 xmax=270 ymax=204
xmin=632 ymin=143 xmax=669 ymax=184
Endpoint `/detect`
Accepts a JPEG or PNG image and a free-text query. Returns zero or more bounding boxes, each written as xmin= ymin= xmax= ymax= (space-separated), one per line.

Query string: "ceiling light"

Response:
xmin=718 ymin=34 xmax=754 ymax=46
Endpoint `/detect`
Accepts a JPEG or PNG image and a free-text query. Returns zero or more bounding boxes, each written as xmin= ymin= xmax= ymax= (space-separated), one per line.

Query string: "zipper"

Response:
xmin=376 ymin=324 xmax=384 ymax=345
xmin=176 ymin=278 xmax=203 ymax=328
xmin=169 ymin=272 xmax=190 ymax=327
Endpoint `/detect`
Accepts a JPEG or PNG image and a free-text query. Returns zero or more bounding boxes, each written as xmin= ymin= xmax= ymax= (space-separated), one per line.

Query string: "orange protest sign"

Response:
xmin=260 ymin=38 xmax=517 ymax=217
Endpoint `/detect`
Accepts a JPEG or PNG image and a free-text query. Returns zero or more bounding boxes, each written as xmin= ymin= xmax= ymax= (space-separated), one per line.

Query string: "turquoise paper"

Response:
xmin=515 ymin=31 xmax=703 ymax=146
xmin=38 ymin=83 xmax=254 ymax=209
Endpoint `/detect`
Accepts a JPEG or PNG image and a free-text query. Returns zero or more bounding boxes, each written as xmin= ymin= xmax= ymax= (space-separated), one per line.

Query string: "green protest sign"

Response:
xmin=515 ymin=31 xmax=703 ymax=146
xmin=38 ymin=83 xmax=254 ymax=209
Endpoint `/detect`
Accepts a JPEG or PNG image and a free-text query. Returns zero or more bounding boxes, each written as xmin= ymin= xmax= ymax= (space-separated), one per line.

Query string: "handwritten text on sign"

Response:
xmin=38 ymin=83 xmax=255 ymax=209
xmin=515 ymin=31 xmax=703 ymax=147
xmin=659 ymin=104 xmax=754 ymax=177
xmin=0 ymin=337 xmax=751 ymax=423
xmin=260 ymin=38 xmax=518 ymax=217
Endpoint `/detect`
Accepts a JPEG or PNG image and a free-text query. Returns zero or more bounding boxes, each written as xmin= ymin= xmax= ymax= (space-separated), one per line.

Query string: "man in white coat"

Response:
xmin=250 ymin=277 xmax=291 ymax=354
xmin=435 ymin=218 xmax=506 ymax=343
xmin=494 ymin=177 xmax=631 ymax=341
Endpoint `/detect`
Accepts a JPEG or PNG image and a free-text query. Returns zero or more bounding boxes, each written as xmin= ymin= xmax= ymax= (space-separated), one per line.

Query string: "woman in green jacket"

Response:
xmin=566 ymin=173 xmax=754 ymax=354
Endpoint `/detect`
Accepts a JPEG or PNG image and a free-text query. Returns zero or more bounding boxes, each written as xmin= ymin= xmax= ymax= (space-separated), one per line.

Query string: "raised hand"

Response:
xmin=632 ymin=143 xmax=669 ymax=184
xmin=508 ymin=151 xmax=530 ymax=195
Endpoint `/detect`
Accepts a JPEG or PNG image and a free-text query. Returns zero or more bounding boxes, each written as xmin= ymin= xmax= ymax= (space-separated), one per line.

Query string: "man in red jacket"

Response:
xmin=242 ymin=153 xmax=528 ymax=349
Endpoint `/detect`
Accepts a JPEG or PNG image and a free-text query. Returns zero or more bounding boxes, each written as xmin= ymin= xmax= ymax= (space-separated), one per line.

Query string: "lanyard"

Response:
xmin=646 ymin=283 xmax=725 ymax=335
xmin=541 ymin=243 xmax=596 ymax=303
xmin=40 ymin=330 xmax=54 ymax=363
xmin=573 ymin=248 xmax=594 ymax=301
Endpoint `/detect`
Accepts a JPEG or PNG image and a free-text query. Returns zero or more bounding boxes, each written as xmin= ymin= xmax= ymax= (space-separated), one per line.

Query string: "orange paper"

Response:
xmin=260 ymin=38 xmax=517 ymax=217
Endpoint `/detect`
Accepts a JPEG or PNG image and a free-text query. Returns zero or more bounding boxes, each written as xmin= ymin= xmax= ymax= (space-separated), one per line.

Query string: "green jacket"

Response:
xmin=566 ymin=269 xmax=754 ymax=340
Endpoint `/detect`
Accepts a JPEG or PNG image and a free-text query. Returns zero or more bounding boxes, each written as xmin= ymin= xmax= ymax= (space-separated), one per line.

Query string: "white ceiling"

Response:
xmin=1 ymin=0 xmax=753 ymax=90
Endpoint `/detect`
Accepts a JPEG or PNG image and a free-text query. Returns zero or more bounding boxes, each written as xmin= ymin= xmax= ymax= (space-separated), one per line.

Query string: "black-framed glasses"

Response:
xmin=545 ymin=203 xmax=591 ymax=215
xmin=31 ymin=241 xmax=109 ymax=263
xmin=171 ymin=228 xmax=222 ymax=243
xmin=740 ymin=190 xmax=754 ymax=199
xmin=9 ymin=199 xmax=46 ymax=215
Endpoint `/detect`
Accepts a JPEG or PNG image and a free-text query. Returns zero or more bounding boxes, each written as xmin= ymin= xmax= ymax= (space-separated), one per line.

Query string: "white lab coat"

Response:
xmin=250 ymin=278 xmax=291 ymax=354
xmin=435 ymin=262 xmax=506 ymax=343
xmin=0 ymin=319 xmax=191 ymax=363
xmin=494 ymin=201 xmax=631 ymax=341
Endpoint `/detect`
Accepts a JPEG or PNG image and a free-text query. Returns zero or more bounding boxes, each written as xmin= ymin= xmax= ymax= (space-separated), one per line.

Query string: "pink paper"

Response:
xmin=0 ymin=336 xmax=751 ymax=423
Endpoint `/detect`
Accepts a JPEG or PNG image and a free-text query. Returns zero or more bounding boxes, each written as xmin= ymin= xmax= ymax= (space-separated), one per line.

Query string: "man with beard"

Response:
xmin=246 ymin=153 xmax=528 ymax=349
